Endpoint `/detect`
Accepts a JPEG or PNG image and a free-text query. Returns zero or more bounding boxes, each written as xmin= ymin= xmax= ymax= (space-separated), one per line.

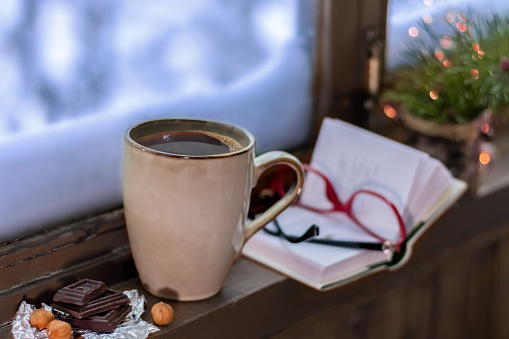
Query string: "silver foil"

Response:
xmin=11 ymin=289 xmax=159 ymax=339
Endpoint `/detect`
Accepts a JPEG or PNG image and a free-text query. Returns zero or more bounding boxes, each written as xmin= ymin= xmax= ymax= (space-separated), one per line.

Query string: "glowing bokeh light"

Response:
xmin=447 ymin=12 xmax=456 ymax=23
xmin=478 ymin=50 xmax=485 ymax=56
xmin=409 ymin=27 xmax=419 ymax=37
xmin=430 ymin=90 xmax=439 ymax=100
xmin=423 ymin=0 xmax=433 ymax=5
xmin=471 ymin=69 xmax=479 ymax=79
xmin=457 ymin=22 xmax=467 ymax=32
xmin=472 ymin=43 xmax=480 ymax=51
xmin=383 ymin=105 xmax=397 ymax=119
xmin=481 ymin=122 xmax=490 ymax=134
xmin=479 ymin=151 xmax=491 ymax=165
xmin=443 ymin=60 xmax=452 ymax=67
xmin=435 ymin=50 xmax=444 ymax=60
xmin=440 ymin=37 xmax=452 ymax=49
xmin=423 ymin=15 xmax=433 ymax=24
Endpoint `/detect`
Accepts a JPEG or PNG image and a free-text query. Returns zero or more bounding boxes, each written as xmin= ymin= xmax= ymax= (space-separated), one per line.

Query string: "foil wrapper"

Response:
xmin=11 ymin=289 xmax=159 ymax=339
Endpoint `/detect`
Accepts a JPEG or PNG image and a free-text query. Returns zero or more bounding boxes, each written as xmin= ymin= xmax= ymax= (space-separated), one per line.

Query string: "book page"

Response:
xmin=301 ymin=118 xmax=423 ymax=233
xmin=405 ymin=157 xmax=452 ymax=226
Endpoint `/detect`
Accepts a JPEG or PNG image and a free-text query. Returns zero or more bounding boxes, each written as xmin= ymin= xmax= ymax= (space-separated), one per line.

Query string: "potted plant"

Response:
xmin=381 ymin=10 xmax=509 ymax=183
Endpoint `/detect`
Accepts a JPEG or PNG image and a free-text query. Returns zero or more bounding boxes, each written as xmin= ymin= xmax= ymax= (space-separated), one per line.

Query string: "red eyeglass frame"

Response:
xmin=268 ymin=164 xmax=407 ymax=252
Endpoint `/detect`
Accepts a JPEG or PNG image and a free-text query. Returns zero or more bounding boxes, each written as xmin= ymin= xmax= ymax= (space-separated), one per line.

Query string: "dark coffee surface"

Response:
xmin=136 ymin=130 xmax=242 ymax=156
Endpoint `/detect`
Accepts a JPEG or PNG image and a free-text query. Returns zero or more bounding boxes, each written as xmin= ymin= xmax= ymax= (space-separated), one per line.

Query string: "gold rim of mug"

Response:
xmin=125 ymin=119 xmax=256 ymax=159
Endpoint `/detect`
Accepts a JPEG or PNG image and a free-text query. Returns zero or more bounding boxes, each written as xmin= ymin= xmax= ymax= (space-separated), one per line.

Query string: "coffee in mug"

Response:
xmin=123 ymin=119 xmax=304 ymax=301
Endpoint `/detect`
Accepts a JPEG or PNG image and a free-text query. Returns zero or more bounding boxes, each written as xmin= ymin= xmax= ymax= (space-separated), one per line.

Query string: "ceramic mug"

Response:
xmin=123 ymin=119 xmax=304 ymax=301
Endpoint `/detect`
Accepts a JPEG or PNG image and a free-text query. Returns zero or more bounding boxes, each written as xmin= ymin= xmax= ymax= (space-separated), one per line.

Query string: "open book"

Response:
xmin=243 ymin=118 xmax=467 ymax=291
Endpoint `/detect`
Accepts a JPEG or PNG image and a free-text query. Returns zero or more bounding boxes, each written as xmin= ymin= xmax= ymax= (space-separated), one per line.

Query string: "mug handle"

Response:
xmin=243 ymin=151 xmax=305 ymax=242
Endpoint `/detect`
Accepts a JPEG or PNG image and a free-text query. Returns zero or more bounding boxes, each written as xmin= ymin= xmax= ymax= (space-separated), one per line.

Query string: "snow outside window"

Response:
xmin=0 ymin=0 xmax=317 ymax=241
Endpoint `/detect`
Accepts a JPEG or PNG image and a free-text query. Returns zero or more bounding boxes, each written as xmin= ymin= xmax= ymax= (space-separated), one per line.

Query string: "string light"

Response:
xmin=383 ymin=105 xmax=397 ymax=119
xmin=481 ymin=122 xmax=490 ymax=134
xmin=423 ymin=15 xmax=433 ymax=24
xmin=440 ymin=37 xmax=452 ymax=49
xmin=479 ymin=151 xmax=491 ymax=165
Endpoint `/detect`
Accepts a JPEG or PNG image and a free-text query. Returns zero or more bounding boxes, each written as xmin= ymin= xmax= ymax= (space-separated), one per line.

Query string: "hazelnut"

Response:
xmin=151 ymin=302 xmax=174 ymax=325
xmin=47 ymin=320 xmax=72 ymax=339
xmin=30 ymin=308 xmax=55 ymax=330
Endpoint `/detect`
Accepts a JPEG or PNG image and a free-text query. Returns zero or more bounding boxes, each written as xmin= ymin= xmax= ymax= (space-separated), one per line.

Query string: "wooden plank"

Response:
xmin=267 ymin=301 xmax=365 ymax=339
xmin=0 ymin=208 xmax=125 ymax=265
xmin=491 ymin=229 xmax=509 ymax=338
xmin=400 ymin=275 xmax=433 ymax=339
xmin=429 ymin=251 xmax=470 ymax=338
xmin=465 ymin=243 xmax=495 ymax=338
xmin=0 ymin=209 xmax=128 ymax=291
xmin=365 ymin=289 xmax=407 ymax=338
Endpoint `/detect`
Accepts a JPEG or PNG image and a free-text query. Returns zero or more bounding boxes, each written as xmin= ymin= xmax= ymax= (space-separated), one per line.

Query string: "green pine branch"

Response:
xmin=382 ymin=9 xmax=509 ymax=124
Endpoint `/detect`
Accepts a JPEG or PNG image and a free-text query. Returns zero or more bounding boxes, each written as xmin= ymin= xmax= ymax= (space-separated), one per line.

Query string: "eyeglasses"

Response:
xmin=261 ymin=164 xmax=407 ymax=258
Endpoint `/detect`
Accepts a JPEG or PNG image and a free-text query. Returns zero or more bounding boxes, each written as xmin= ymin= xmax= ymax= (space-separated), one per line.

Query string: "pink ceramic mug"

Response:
xmin=123 ymin=119 xmax=304 ymax=301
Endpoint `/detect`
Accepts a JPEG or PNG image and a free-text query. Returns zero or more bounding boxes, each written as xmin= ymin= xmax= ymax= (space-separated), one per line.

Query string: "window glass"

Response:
xmin=0 ymin=0 xmax=316 ymax=241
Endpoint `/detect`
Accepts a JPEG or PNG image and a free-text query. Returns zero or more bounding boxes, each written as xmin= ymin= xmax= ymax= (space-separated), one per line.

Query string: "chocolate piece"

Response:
xmin=65 ymin=304 xmax=132 ymax=333
xmin=52 ymin=289 xmax=130 ymax=319
xmin=53 ymin=279 xmax=107 ymax=306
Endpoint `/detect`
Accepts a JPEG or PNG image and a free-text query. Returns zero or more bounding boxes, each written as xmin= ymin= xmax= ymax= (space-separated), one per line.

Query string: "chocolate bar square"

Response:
xmin=65 ymin=304 xmax=132 ymax=333
xmin=53 ymin=279 xmax=107 ymax=306
xmin=52 ymin=288 xmax=130 ymax=319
